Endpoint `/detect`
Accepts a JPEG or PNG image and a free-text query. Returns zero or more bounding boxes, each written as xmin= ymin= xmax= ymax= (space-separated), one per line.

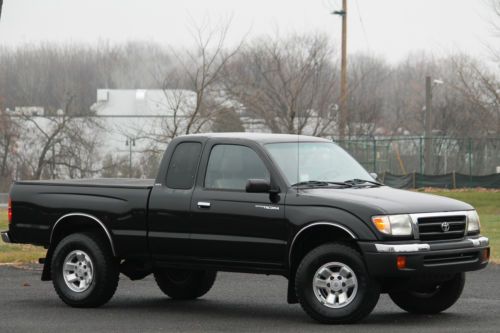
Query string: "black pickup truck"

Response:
xmin=2 ymin=133 xmax=490 ymax=323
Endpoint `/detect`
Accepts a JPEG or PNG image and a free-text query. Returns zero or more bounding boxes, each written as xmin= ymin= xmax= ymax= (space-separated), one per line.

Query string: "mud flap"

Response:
xmin=41 ymin=247 xmax=54 ymax=281
xmin=287 ymin=275 xmax=298 ymax=304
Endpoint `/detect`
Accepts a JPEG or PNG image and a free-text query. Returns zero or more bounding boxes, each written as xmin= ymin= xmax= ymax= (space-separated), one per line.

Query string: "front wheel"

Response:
xmin=295 ymin=243 xmax=380 ymax=324
xmin=389 ymin=273 xmax=465 ymax=314
xmin=154 ymin=269 xmax=217 ymax=300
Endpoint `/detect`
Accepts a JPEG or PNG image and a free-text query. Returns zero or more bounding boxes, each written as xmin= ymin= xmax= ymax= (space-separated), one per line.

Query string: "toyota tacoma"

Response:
xmin=1 ymin=133 xmax=490 ymax=323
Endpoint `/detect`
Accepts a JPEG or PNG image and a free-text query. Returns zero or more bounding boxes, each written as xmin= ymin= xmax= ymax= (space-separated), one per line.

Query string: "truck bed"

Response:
xmin=8 ymin=178 xmax=153 ymax=257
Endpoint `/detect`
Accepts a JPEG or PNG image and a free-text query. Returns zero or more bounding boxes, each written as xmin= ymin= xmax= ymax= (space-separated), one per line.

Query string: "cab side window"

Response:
xmin=166 ymin=142 xmax=202 ymax=189
xmin=205 ymin=145 xmax=270 ymax=191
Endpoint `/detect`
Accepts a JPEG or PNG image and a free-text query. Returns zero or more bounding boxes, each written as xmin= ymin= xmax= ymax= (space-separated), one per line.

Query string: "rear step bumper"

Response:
xmin=1 ymin=231 xmax=11 ymax=243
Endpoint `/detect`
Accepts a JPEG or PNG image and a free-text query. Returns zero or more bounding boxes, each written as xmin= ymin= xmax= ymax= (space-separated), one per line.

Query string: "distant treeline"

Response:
xmin=0 ymin=22 xmax=499 ymax=189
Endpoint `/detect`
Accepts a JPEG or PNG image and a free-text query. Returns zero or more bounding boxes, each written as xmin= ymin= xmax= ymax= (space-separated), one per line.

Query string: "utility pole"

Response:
xmin=333 ymin=0 xmax=348 ymax=139
xmin=424 ymin=76 xmax=432 ymax=174
xmin=125 ymin=137 xmax=136 ymax=178
xmin=52 ymin=146 xmax=56 ymax=179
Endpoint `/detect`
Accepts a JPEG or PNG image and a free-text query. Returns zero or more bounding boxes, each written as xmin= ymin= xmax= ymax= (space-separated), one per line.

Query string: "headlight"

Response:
xmin=466 ymin=210 xmax=481 ymax=233
xmin=372 ymin=214 xmax=413 ymax=236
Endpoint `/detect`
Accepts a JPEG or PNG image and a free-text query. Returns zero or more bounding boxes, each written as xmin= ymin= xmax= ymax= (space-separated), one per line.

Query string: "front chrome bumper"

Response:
xmin=359 ymin=236 xmax=490 ymax=277
xmin=374 ymin=236 xmax=489 ymax=253
xmin=1 ymin=231 xmax=11 ymax=243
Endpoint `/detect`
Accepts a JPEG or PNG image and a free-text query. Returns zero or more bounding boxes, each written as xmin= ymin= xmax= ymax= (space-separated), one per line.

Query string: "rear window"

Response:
xmin=166 ymin=142 xmax=202 ymax=189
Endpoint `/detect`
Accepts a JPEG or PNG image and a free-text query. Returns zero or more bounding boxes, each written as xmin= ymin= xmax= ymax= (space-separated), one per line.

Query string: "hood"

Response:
xmin=293 ymin=186 xmax=473 ymax=220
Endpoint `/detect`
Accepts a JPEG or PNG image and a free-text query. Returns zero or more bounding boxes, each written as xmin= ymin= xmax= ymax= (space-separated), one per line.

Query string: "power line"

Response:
xmin=5 ymin=114 xmax=193 ymax=119
xmin=354 ymin=0 xmax=371 ymax=51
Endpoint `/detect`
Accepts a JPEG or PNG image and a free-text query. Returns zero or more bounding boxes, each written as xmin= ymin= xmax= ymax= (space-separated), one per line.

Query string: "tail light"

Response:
xmin=7 ymin=197 xmax=12 ymax=224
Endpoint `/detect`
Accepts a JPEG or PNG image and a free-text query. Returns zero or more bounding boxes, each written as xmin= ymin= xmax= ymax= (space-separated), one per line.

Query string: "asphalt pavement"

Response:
xmin=0 ymin=264 xmax=499 ymax=333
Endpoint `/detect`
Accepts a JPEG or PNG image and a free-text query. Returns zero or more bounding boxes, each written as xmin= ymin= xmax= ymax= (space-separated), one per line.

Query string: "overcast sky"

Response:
xmin=0 ymin=0 xmax=497 ymax=63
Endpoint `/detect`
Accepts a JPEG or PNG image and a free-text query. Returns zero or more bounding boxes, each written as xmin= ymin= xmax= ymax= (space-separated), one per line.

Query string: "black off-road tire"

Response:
xmin=389 ymin=273 xmax=465 ymax=314
xmin=154 ymin=269 xmax=217 ymax=300
xmin=51 ymin=232 xmax=119 ymax=307
xmin=295 ymin=243 xmax=380 ymax=324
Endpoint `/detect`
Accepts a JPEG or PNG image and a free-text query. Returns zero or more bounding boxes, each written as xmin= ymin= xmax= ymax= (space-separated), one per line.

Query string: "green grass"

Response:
xmin=1 ymin=190 xmax=499 ymax=263
xmin=426 ymin=190 xmax=500 ymax=262
xmin=0 ymin=209 xmax=46 ymax=263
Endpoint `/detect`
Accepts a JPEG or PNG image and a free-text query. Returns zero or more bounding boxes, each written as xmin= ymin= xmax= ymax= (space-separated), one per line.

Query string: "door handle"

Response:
xmin=197 ymin=201 xmax=211 ymax=208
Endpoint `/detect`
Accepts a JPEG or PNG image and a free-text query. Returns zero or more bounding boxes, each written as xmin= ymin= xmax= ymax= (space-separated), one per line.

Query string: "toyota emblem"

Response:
xmin=441 ymin=222 xmax=450 ymax=232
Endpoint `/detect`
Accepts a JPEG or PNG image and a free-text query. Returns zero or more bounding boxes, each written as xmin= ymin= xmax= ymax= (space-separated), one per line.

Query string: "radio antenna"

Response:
xmin=296 ymin=114 xmax=300 ymax=196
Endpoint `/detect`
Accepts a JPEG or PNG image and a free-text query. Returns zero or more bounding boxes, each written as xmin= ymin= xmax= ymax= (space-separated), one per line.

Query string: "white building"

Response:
xmin=90 ymin=89 xmax=199 ymax=163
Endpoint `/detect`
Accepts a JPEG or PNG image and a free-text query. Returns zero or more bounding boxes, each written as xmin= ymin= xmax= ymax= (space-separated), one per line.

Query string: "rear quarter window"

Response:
xmin=166 ymin=142 xmax=202 ymax=189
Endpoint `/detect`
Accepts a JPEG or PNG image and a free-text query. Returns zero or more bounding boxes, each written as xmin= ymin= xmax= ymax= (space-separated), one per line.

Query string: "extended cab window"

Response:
xmin=205 ymin=144 xmax=270 ymax=190
xmin=166 ymin=142 xmax=202 ymax=189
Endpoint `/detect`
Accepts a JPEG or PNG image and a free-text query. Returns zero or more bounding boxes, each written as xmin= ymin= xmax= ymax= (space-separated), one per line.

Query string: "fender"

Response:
xmin=50 ymin=212 xmax=116 ymax=256
xmin=288 ymin=222 xmax=357 ymax=266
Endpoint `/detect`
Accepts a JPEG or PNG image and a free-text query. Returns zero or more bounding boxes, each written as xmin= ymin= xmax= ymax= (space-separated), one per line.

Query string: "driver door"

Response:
xmin=189 ymin=142 xmax=287 ymax=269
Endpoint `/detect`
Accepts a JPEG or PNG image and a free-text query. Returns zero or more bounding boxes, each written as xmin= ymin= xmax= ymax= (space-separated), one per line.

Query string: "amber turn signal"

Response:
xmin=372 ymin=216 xmax=390 ymax=234
xmin=397 ymin=255 xmax=407 ymax=269
xmin=482 ymin=248 xmax=490 ymax=262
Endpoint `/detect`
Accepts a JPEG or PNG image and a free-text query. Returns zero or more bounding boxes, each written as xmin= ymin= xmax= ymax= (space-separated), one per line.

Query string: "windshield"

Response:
xmin=265 ymin=142 xmax=373 ymax=186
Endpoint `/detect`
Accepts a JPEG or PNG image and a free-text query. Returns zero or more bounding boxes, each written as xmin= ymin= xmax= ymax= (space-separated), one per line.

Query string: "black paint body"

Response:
xmin=5 ymin=133 xmax=489 ymax=280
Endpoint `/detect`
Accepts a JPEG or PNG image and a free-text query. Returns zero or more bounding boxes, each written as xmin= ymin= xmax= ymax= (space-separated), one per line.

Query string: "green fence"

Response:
xmin=380 ymin=172 xmax=500 ymax=189
xmin=334 ymin=137 xmax=500 ymax=177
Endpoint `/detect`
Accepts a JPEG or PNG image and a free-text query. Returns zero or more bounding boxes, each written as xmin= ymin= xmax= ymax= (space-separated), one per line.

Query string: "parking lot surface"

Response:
xmin=0 ymin=264 xmax=499 ymax=332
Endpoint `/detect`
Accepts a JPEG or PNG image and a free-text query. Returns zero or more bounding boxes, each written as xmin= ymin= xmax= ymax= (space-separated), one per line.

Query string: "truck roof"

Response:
xmin=183 ymin=132 xmax=331 ymax=144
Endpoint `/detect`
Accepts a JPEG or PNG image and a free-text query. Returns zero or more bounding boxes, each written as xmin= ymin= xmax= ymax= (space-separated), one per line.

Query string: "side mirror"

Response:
xmin=246 ymin=179 xmax=272 ymax=193
xmin=370 ymin=172 xmax=378 ymax=180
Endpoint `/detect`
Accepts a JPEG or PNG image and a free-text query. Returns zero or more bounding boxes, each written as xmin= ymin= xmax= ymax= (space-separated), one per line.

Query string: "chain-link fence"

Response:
xmin=334 ymin=137 xmax=500 ymax=177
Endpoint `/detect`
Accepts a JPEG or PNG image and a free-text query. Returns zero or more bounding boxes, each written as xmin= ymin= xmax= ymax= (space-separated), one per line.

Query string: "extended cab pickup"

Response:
xmin=2 ymin=133 xmax=490 ymax=324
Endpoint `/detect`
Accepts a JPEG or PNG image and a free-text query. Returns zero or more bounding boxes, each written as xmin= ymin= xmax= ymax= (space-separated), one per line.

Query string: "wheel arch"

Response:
xmin=49 ymin=213 xmax=116 ymax=256
xmin=289 ymin=222 xmax=358 ymax=267
xmin=286 ymin=222 xmax=359 ymax=304
xmin=41 ymin=213 xmax=116 ymax=281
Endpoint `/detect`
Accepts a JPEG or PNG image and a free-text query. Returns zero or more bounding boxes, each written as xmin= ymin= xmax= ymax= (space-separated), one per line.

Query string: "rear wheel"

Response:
xmin=51 ymin=232 xmax=119 ymax=307
xmin=154 ymin=268 xmax=217 ymax=300
xmin=389 ymin=273 xmax=465 ymax=314
xmin=295 ymin=243 xmax=380 ymax=324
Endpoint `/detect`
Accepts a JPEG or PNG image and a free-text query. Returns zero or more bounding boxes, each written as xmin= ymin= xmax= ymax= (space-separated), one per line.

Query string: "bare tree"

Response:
xmin=223 ymin=33 xmax=339 ymax=135
xmin=101 ymin=154 xmax=130 ymax=178
xmin=55 ymin=118 xmax=105 ymax=178
xmin=15 ymin=94 xmax=105 ymax=180
xmin=346 ymin=54 xmax=391 ymax=137
xmin=129 ymin=18 xmax=246 ymax=156
xmin=383 ymin=53 xmax=437 ymax=136
xmin=130 ymin=94 xmax=208 ymax=159
xmin=16 ymin=115 xmax=106 ymax=180
xmin=17 ymin=95 xmax=75 ymax=179
xmin=0 ymin=109 xmax=18 ymax=190
xmin=211 ymin=106 xmax=245 ymax=132
xmin=452 ymin=55 xmax=500 ymax=135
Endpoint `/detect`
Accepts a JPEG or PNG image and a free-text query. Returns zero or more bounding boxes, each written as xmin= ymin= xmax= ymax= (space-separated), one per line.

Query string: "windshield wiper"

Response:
xmin=291 ymin=180 xmax=353 ymax=188
xmin=343 ymin=178 xmax=384 ymax=187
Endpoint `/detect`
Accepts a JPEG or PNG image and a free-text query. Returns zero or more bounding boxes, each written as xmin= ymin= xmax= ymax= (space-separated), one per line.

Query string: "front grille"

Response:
xmin=417 ymin=215 xmax=466 ymax=241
